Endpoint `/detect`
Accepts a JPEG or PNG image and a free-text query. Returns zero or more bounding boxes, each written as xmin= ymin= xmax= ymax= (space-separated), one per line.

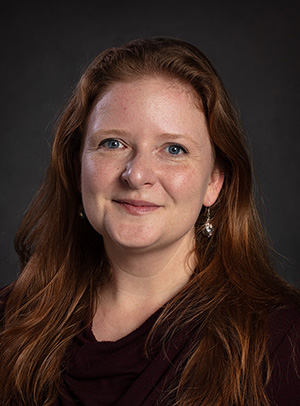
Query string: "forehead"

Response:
xmin=86 ymin=76 xmax=204 ymax=129
xmin=99 ymin=73 xmax=201 ymax=104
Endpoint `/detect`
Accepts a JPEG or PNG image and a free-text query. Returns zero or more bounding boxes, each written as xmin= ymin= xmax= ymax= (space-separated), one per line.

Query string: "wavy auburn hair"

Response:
xmin=0 ymin=37 xmax=298 ymax=406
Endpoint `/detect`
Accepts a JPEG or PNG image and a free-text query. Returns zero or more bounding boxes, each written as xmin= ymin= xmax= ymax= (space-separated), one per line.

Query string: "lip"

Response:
xmin=113 ymin=199 xmax=161 ymax=215
xmin=114 ymin=199 xmax=160 ymax=207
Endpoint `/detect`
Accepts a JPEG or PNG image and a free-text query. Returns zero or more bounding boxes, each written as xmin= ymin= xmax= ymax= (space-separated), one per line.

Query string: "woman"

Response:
xmin=0 ymin=37 xmax=299 ymax=406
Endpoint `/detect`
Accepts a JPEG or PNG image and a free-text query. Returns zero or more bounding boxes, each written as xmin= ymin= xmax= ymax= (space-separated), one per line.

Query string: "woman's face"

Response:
xmin=81 ymin=76 xmax=223 ymax=253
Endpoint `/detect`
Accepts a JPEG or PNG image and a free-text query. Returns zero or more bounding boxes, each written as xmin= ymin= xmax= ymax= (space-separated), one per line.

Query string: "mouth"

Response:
xmin=112 ymin=199 xmax=161 ymax=215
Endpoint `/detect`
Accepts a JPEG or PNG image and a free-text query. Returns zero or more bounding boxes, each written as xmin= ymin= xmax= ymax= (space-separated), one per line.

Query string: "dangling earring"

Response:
xmin=202 ymin=207 xmax=213 ymax=237
xmin=79 ymin=206 xmax=86 ymax=219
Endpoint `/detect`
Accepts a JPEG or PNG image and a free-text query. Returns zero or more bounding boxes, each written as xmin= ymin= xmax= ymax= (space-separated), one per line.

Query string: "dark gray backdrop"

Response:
xmin=1 ymin=0 xmax=299 ymax=288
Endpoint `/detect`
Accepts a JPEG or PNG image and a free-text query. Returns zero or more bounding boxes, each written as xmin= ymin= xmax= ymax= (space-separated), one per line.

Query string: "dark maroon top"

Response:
xmin=55 ymin=307 xmax=192 ymax=406
xmin=1 ymin=288 xmax=300 ymax=405
xmin=55 ymin=304 xmax=300 ymax=406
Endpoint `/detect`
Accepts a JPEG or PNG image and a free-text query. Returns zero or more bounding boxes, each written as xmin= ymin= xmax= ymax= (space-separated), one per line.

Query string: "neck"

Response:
xmin=102 ymin=232 xmax=196 ymax=309
xmin=92 ymin=232 xmax=196 ymax=341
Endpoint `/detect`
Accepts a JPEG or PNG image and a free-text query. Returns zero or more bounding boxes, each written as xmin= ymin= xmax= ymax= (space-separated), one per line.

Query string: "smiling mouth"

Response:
xmin=112 ymin=199 xmax=161 ymax=215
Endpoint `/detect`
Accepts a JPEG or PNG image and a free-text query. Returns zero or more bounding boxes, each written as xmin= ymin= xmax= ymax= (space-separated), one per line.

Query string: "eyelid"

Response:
xmin=165 ymin=143 xmax=189 ymax=154
xmin=96 ymin=138 xmax=188 ymax=154
xmin=98 ymin=137 xmax=125 ymax=148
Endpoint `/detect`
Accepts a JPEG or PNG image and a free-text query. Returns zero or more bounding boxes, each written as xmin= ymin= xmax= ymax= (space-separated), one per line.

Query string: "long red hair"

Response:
xmin=1 ymin=37 xmax=299 ymax=406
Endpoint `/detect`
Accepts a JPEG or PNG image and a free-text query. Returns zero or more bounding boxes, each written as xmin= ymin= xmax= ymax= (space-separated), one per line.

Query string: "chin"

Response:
xmin=98 ymin=222 xmax=195 ymax=253
xmin=109 ymin=234 xmax=161 ymax=252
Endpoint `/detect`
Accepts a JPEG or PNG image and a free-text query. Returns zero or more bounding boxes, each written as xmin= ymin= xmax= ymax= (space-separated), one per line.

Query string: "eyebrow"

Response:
xmin=160 ymin=132 xmax=199 ymax=143
xmin=90 ymin=129 xmax=129 ymax=137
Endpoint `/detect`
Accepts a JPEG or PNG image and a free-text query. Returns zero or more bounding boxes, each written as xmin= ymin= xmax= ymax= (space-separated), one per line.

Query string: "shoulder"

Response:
xmin=266 ymin=303 xmax=300 ymax=405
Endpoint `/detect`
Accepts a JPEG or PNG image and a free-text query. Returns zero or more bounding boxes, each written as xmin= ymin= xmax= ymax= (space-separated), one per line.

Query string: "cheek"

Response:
xmin=81 ymin=160 xmax=98 ymax=193
xmin=81 ymin=157 xmax=118 ymax=194
xmin=165 ymin=166 xmax=210 ymax=205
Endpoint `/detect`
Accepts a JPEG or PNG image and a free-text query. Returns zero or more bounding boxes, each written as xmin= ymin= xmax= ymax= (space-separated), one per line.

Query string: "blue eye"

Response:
xmin=167 ymin=144 xmax=187 ymax=155
xmin=99 ymin=139 xmax=123 ymax=149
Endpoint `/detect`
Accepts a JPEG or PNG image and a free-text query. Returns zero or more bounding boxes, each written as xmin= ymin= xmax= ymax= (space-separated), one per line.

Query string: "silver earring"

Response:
xmin=202 ymin=207 xmax=213 ymax=237
xmin=79 ymin=207 xmax=86 ymax=219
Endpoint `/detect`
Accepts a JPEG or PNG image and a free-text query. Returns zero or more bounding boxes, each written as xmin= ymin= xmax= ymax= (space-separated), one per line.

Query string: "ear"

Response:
xmin=73 ymin=153 xmax=82 ymax=193
xmin=203 ymin=167 xmax=224 ymax=207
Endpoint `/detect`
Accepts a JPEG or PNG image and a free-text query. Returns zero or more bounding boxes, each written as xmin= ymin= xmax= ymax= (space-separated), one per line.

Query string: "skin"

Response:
xmin=80 ymin=76 xmax=224 ymax=341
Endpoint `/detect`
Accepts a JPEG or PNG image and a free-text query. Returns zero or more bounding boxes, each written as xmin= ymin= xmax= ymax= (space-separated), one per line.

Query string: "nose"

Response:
xmin=121 ymin=152 xmax=156 ymax=189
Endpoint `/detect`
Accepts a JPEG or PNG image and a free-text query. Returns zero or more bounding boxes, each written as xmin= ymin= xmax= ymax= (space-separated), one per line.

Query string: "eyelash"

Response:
xmin=166 ymin=144 xmax=188 ymax=155
xmin=98 ymin=139 xmax=188 ymax=155
xmin=98 ymin=138 xmax=125 ymax=149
